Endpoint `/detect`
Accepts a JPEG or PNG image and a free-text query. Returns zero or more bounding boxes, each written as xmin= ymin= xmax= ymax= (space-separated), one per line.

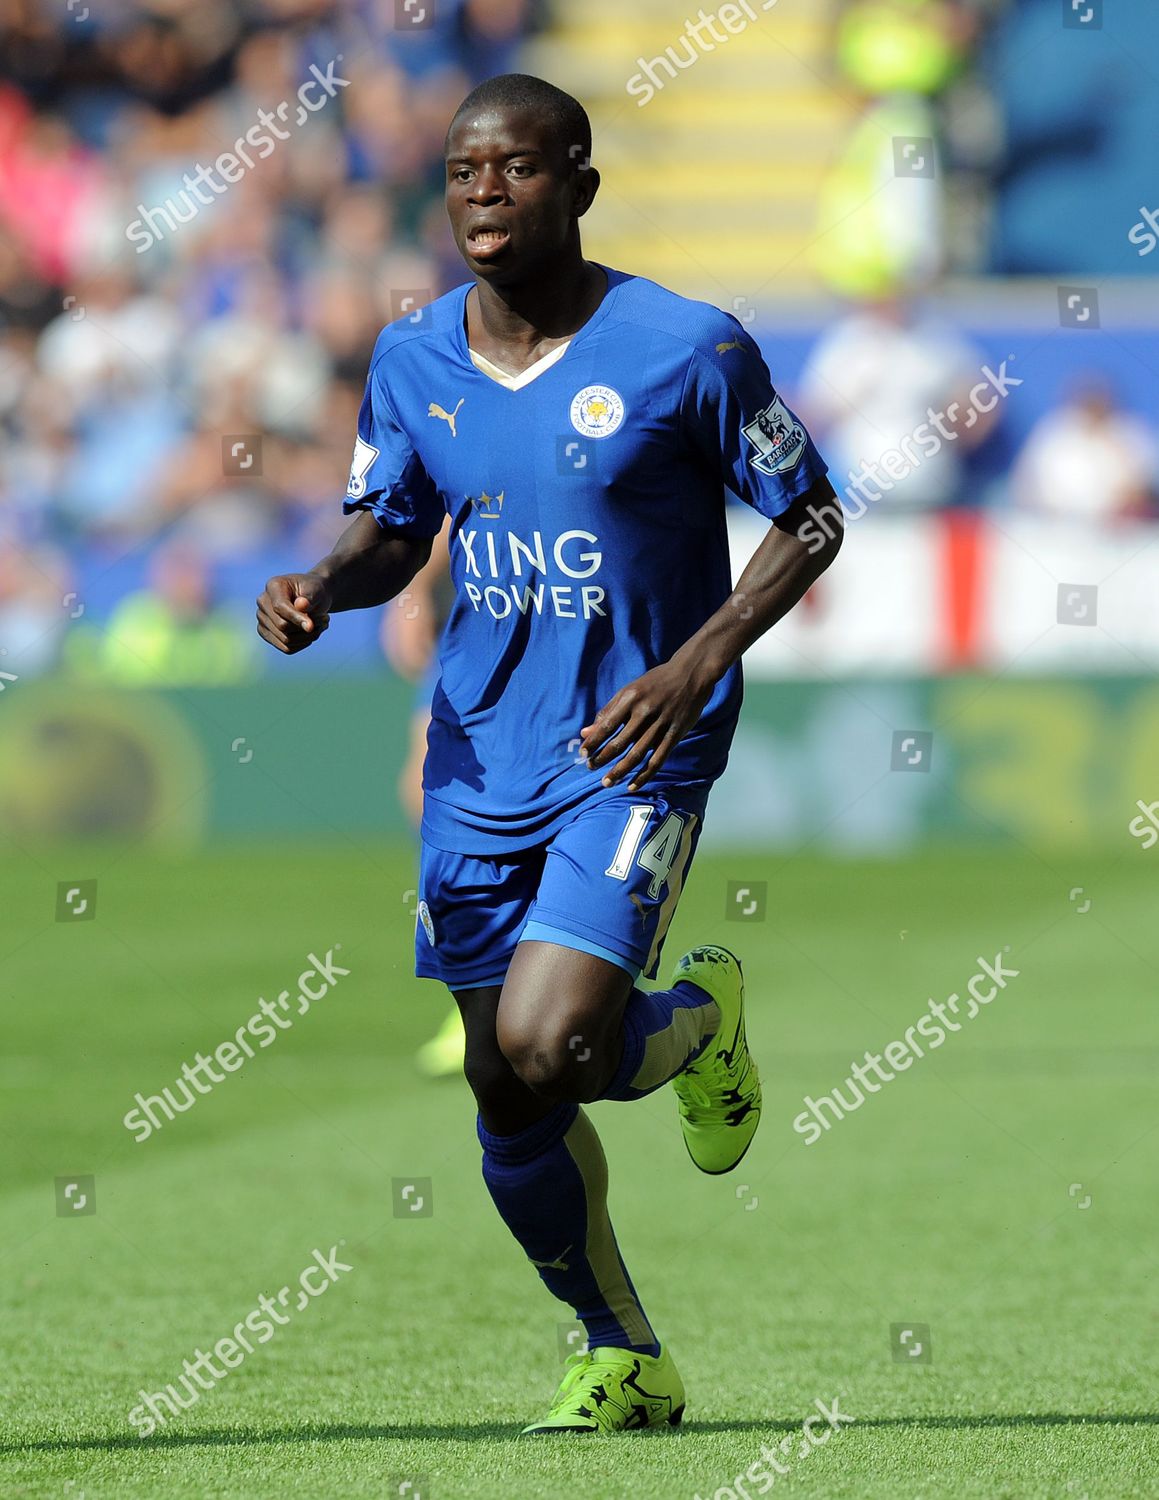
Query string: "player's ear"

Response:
xmin=573 ymin=165 xmax=600 ymax=218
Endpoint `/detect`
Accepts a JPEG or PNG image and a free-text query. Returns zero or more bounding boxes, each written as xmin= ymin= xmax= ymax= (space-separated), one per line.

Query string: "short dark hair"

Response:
xmin=446 ymin=73 xmax=592 ymax=171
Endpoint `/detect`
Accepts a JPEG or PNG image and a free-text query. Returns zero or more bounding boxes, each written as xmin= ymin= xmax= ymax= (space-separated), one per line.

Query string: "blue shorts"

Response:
xmin=414 ymin=782 xmax=712 ymax=990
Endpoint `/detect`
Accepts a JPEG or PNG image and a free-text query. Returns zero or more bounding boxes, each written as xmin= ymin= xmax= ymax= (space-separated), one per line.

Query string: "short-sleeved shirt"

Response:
xmin=344 ymin=267 xmax=828 ymax=853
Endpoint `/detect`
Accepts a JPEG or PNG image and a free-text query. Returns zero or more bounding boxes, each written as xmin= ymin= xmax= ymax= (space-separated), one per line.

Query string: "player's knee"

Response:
xmin=497 ymin=1012 xmax=606 ymax=1102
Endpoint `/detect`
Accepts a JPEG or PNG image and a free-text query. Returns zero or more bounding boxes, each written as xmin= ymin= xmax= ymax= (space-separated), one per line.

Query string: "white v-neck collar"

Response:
xmin=469 ymin=339 xmax=572 ymax=391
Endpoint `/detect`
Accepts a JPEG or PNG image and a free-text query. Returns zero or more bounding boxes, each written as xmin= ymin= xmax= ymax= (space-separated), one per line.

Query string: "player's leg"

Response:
xmin=451 ymin=982 xmax=547 ymax=1136
xmin=486 ymin=786 xmax=746 ymax=1435
xmin=496 ymin=927 xmax=746 ymax=1433
xmin=457 ymin=960 xmax=661 ymax=1350
xmin=492 ymin=794 xmax=763 ymax=1433
xmin=495 ymin=786 xmax=728 ymax=1106
xmin=480 ymin=946 xmax=689 ymax=1434
xmin=415 ymin=844 xmax=663 ymax=1373
xmin=506 ymin=786 xmax=761 ymax=1172
xmin=412 ymin=821 xmax=738 ymax=1433
xmin=499 ymin=937 xmax=720 ymax=1106
xmin=449 ymin=965 xmax=684 ymax=1434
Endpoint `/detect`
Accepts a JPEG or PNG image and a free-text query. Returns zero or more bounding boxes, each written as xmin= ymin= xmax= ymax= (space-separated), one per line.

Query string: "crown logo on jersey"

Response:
xmin=467 ymin=490 xmax=505 ymax=519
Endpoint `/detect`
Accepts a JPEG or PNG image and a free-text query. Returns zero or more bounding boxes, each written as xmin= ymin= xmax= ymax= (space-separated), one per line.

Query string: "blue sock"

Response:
xmin=478 ymin=1102 xmax=659 ymax=1356
xmin=600 ymin=982 xmax=721 ymax=1101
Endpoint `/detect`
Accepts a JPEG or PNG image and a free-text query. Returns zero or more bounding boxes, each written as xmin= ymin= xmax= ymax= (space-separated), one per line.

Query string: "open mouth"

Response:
xmin=466 ymin=226 xmax=511 ymax=260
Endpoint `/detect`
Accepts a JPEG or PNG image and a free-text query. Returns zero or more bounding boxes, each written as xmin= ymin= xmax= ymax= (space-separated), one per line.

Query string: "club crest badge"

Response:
xmin=570 ymin=384 xmax=625 ymax=439
xmin=742 ymin=394 xmax=806 ymax=476
xmin=417 ymin=900 xmax=436 ymax=946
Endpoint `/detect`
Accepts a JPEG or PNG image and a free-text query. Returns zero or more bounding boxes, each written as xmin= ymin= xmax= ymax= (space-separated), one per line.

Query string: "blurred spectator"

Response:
xmin=817 ymin=1 xmax=979 ymax=295
xmin=0 ymin=538 xmax=71 ymax=676
xmin=0 ymin=84 xmax=110 ymax=283
xmin=0 ymin=0 xmax=540 ymax=651
xmin=814 ymin=94 xmax=943 ymax=298
xmin=799 ymin=298 xmax=997 ymax=511
xmin=1010 ymin=384 xmax=1159 ymax=523
xmin=834 ymin=0 xmax=972 ymax=98
xmin=72 ymin=542 xmax=257 ymax=683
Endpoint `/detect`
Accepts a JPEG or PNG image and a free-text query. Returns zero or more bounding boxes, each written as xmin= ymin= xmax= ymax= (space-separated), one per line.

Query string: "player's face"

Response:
xmin=444 ymin=106 xmax=595 ymax=282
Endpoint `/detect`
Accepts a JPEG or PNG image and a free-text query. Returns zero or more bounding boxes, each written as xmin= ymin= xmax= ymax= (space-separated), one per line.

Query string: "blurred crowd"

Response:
xmin=1 ymin=0 xmax=1156 ymax=687
xmin=0 ymin=0 xmax=538 ymax=679
xmin=806 ymin=0 xmax=1158 ymax=522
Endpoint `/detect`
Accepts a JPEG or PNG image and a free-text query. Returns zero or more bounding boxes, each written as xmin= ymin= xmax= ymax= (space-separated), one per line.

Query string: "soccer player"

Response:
xmin=257 ymin=73 xmax=842 ymax=1434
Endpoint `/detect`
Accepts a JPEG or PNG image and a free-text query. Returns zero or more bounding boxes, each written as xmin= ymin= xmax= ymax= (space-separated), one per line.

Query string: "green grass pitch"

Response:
xmin=2 ymin=840 xmax=1157 ymax=1498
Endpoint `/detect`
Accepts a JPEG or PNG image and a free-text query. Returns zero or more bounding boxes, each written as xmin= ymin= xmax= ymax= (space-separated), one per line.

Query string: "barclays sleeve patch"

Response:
xmin=742 ymin=394 xmax=806 ymax=477
xmin=346 ymin=436 xmax=380 ymax=499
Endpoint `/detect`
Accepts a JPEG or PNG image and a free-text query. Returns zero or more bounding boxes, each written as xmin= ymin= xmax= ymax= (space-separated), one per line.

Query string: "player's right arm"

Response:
xmin=256 ymin=514 xmax=434 ymax=655
xmin=258 ymin=335 xmax=446 ymax=656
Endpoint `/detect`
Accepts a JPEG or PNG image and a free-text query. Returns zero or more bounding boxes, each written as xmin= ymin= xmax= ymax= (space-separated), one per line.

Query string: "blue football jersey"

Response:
xmin=343 ymin=267 xmax=828 ymax=854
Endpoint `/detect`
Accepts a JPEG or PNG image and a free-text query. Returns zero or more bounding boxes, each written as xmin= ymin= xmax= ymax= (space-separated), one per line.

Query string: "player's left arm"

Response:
xmin=582 ymin=478 xmax=841 ymax=790
xmin=582 ymin=332 xmax=843 ymax=791
xmin=692 ymin=471 xmax=843 ymax=667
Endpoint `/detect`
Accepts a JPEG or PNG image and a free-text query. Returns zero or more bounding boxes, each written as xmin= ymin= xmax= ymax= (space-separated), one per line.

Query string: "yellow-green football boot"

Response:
xmin=521 ymin=1345 xmax=685 ymax=1435
xmin=670 ymin=945 xmax=761 ymax=1174
xmin=415 ymin=1005 xmax=466 ymax=1079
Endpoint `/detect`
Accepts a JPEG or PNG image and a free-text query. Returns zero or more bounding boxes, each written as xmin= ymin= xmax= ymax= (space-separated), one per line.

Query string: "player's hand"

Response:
xmin=579 ymin=657 xmax=717 ymax=792
xmin=256 ymin=572 xmax=333 ymax=654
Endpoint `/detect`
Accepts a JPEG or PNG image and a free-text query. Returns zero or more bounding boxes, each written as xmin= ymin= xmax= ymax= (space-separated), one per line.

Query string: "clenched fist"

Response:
xmin=256 ymin=573 xmax=333 ymax=654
